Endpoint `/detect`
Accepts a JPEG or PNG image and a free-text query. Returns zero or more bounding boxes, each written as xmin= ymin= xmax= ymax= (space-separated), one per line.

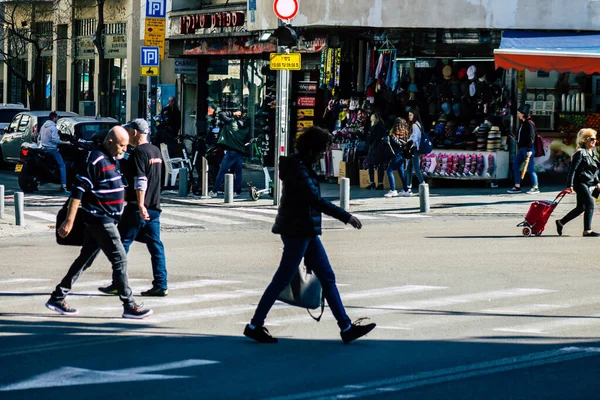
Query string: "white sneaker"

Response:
xmin=400 ymin=190 xmax=411 ymax=197
xmin=208 ymin=190 xmax=218 ymax=198
xmin=384 ymin=190 xmax=398 ymax=198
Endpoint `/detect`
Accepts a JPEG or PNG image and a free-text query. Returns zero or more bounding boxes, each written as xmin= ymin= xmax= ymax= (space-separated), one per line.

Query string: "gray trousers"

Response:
xmin=51 ymin=222 xmax=135 ymax=307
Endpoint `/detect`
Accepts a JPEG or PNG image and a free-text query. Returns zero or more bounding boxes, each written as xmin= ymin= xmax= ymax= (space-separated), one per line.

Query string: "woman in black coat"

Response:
xmin=556 ymin=128 xmax=600 ymax=237
xmin=366 ymin=112 xmax=388 ymax=190
xmin=244 ymin=127 xmax=376 ymax=344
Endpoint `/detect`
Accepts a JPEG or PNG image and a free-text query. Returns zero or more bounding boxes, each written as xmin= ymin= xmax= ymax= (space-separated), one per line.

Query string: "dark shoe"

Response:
xmin=341 ymin=318 xmax=376 ymax=344
xmin=45 ymin=299 xmax=79 ymax=316
xmin=556 ymin=220 xmax=563 ymax=236
xmin=98 ymin=285 xmax=118 ymax=295
xmin=507 ymin=186 xmax=521 ymax=194
xmin=59 ymin=185 xmax=68 ymax=193
xmin=141 ymin=287 xmax=168 ymax=297
xmin=244 ymin=324 xmax=278 ymax=343
xmin=376 ymin=184 xmax=385 ymax=190
xmin=583 ymin=231 xmax=600 ymax=237
xmin=365 ymin=182 xmax=376 ymax=190
xmin=122 ymin=303 xmax=153 ymax=319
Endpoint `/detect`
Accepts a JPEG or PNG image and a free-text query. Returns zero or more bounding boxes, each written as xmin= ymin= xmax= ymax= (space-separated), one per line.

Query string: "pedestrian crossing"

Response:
xmin=2 ymin=204 xmax=428 ymax=231
xmin=1 ymin=277 xmax=599 ymax=340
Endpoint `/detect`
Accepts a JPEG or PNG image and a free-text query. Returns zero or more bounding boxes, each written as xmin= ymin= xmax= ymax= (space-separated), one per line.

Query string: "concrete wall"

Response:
xmin=249 ymin=0 xmax=600 ymax=31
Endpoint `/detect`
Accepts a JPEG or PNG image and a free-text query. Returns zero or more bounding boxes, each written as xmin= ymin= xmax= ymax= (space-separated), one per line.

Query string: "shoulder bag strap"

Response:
xmin=306 ymin=294 xmax=325 ymax=322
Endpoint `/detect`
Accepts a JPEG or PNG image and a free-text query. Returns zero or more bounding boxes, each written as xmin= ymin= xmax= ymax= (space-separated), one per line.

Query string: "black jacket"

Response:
xmin=217 ymin=112 xmax=250 ymax=154
xmin=272 ymin=153 xmax=352 ymax=237
xmin=567 ymin=149 xmax=600 ymax=187
xmin=367 ymin=121 xmax=388 ymax=149
xmin=517 ymin=118 xmax=535 ymax=149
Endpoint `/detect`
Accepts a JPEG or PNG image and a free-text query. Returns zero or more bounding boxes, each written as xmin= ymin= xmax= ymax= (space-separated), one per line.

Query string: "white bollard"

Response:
xmin=15 ymin=192 xmax=25 ymax=226
xmin=340 ymin=177 xmax=350 ymax=211
xmin=419 ymin=183 xmax=430 ymax=213
xmin=0 ymin=185 xmax=4 ymax=219
xmin=224 ymin=173 xmax=234 ymax=204
xmin=201 ymin=157 xmax=209 ymax=198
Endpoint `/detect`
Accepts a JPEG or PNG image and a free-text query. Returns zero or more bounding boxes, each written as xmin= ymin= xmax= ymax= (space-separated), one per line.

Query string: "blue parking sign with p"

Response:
xmin=146 ymin=0 xmax=166 ymax=18
xmin=141 ymin=47 xmax=160 ymax=67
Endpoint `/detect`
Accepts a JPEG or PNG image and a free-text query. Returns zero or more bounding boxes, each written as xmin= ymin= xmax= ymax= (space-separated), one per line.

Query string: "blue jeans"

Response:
xmin=119 ymin=205 xmax=167 ymax=290
xmin=213 ymin=150 xmax=244 ymax=194
xmin=406 ymin=152 xmax=424 ymax=188
xmin=513 ymin=147 xmax=538 ymax=187
xmin=387 ymin=153 xmax=407 ymax=192
xmin=251 ymin=236 xmax=352 ymax=331
xmin=51 ymin=222 xmax=135 ymax=307
xmin=44 ymin=149 xmax=66 ymax=185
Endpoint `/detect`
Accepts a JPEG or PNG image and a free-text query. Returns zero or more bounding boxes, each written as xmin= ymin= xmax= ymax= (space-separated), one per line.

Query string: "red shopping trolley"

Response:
xmin=517 ymin=190 xmax=571 ymax=236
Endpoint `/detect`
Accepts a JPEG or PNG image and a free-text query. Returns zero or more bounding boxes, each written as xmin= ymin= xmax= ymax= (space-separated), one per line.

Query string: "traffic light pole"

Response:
xmin=273 ymin=46 xmax=291 ymax=206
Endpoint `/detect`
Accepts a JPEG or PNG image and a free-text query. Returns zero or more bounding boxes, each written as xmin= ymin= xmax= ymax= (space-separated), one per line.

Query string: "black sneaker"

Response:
xmin=340 ymin=318 xmax=376 ymax=344
xmin=243 ymin=324 xmax=278 ymax=343
xmin=583 ymin=231 xmax=600 ymax=237
xmin=376 ymin=184 xmax=385 ymax=190
xmin=45 ymin=299 xmax=79 ymax=316
xmin=59 ymin=185 xmax=68 ymax=193
xmin=122 ymin=303 xmax=153 ymax=319
xmin=98 ymin=285 xmax=118 ymax=295
xmin=141 ymin=287 xmax=168 ymax=297
xmin=556 ymin=220 xmax=564 ymax=236
xmin=365 ymin=182 xmax=376 ymax=190
xmin=507 ymin=186 xmax=521 ymax=194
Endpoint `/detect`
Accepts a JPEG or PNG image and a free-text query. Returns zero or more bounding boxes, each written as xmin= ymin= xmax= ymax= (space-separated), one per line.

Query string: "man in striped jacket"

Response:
xmin=46 ymin=127 xmax=153 ymax=319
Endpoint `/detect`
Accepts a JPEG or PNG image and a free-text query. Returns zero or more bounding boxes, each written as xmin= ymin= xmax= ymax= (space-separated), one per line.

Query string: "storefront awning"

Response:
xmin=494 ymin=30 xmax=600 ymax=74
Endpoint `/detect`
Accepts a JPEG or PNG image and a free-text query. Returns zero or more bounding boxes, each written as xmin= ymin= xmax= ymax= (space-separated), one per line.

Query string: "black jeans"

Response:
xmin=560 ymin=182 xmax=595 ymax=231
xmin=50 ymin=222 xmax=135 ymax=307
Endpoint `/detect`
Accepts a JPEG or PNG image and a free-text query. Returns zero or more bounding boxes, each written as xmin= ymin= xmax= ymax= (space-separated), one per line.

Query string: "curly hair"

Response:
xmin=295 ymin=126 xmax=332 ymax=157
xmin=390 ymin=117 xmax=409 ymax=142
xmin=577 ymin=128 xmax=597 ymax=148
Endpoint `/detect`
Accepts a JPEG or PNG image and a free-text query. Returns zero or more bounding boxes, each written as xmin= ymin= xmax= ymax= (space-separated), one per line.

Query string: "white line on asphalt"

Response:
xmin=141 ymin=305 xmax=257 ymax=324
xmin=23 ymin=211 xmax=57 ymax=222
xmin=0 ymin=278 xmax=50 ymax=285
xmin=162 ymin=209 xmax=244 ymax=225
xmin=480 ymin=303 xmax=571 ymax=315
xmin=380 ymin=214 xmax=432 ymax=219
xmin=342 ymin=285 xmax=448 ymax=301
xmin=493 ymin=313 xmax=600 ymax=335
xmin=266 ymin=288 xmax=554 ymax=326
xmin=237 ymin=208 xmax=278 ymax=215
xmin=264 ymin=347 xmax=600 ymax=400
xmin=160 ymin=217 xmax=202 ymax=227
xmin=198 ymin=207 xmax=275 ymax=223
xmin=167 ymin=279 xmax=241 ymax=290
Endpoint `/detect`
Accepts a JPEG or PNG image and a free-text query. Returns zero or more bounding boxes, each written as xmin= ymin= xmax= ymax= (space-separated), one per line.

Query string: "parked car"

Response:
xmin=0 ymin=110 xmax=78 ymax=167
xmin=55 ymin=116 xmax=120 ymax=143
xmin=0 ymin=103 xmax=28 ymax=138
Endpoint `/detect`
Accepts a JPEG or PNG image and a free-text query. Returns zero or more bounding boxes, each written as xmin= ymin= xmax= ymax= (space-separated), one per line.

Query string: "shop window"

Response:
xmin=74 ymin=59 xmax=95 ymax=114
xmin=109 ymin=58 xmax=127 ymax=122
xmin=42 ymin=56 xmax=52 ymax=110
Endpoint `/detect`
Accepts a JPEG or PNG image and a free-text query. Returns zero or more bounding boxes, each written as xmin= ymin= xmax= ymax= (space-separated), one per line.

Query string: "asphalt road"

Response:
xmin=1 ymin=197 xmax=600 ymax=399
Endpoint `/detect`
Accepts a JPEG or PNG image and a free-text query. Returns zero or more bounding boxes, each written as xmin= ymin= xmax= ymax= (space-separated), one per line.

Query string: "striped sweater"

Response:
xmin=72 ymin=147 xmax=126 ymax=224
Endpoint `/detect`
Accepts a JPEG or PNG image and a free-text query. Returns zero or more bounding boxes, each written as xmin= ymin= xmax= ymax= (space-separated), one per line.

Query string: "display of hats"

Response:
xmin=465 ymin=140 xmax=477 ymax=150
xmin=456 ymin=126 xmax=466 ymax=136
xmin=434 ymin=123 xmax=446 ymax=136
xmin=445 ymin=121 xmax=457 ymax=138
xmin=452 ymin=103 xmax=461 ymax=117
xmin=408 ymin=83 xmax=419 ymax=92
xmin=441 ymin=102 xmax=451 ymax=115
xmin=467 ymin=65 xmax=477 ymax=80
xmin=488 ymin=126 xmax=502 ymax=139
xmin=438 ymin=113 xmax=449 ymax=123
xmin=442 ymin=65 xmax=453 ymax=80
xmin=458 ymin=68 xmax=468 ymax=80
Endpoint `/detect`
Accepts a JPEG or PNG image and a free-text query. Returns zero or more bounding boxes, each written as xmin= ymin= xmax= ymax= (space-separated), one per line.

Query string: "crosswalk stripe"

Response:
xmin=23 ymin=211 xmax=56 ymax=222
xmin=198 ymin=207 xmax=275 ymax=223
xmin=342 ymin=285 xmax=447 ymax=300
xmin=480 ymin=304 xmax=572 ymax=315
xmin=494 ymin=313 xmax=600 ymax=334
xmin=266 ymin=288 xmax=554 ymax=326
xmin=140 ymin=304 xmax=257 ymax=324
xmin=380 ymin=214 xmax=432 ymax=219
xmin=167 ymin=279 xmax=241 ymax=290
xmin=238 ymin=208 xmax=278 ymax=215
xmin=162 ymin=209 xmax=243 ymax=225
xmin=0 ymin=279 xmax=50 ymax=285
xmin=160 ymin=217 xmax=202 ymax=227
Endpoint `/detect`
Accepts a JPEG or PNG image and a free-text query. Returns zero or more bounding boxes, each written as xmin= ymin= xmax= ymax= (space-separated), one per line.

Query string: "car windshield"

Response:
xmin=0 ymin=109 xmax=24 ymax=123
xmin=75 ymin=123 xmax=118 ymax=141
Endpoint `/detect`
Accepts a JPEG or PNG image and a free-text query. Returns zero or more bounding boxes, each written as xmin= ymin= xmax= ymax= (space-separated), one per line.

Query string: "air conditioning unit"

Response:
xmin=79 ymin=101 xmax=96 ymax=116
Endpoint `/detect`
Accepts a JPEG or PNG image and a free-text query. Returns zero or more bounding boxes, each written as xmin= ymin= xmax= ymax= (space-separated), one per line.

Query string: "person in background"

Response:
xmin=161 ymin=96 xmax=182 ymax=139
xmin=209 ymin=110 xmax=249 ymax=197
xmin=406 ymin=107 xmax=425 ymax=193
xmin=39 ymin=111 xmax=70 ymax=192
xmin=98 ymin=119 xmax=169 ymax=297
xmin=365 ymin=112 xmax=387 ymax=190
xmin=384 ymin=117 xmax=410 ymax=198
xmin=507 ymin=104 xmax=540 ymax=194
xmin=556 ymin=128 xmax=600 ymax=237
xmin=46 ymin=127 xmax=152 ymax=319
xmin=243 ymin=126 xmax=376 ymax=344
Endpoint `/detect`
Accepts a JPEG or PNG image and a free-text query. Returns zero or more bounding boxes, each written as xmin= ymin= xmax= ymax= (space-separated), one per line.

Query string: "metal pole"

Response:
xmin=0 ymin=185 xmax=4 ymax=219
xmin=224 ymin=173 xmax=234 ymax=204
xmin=14 ymin=192 xmax=24 ymax=226
xmin=273 ymin=46 xmax=291 ymax=206
xmin=201 ymin=156 xmax=209 ymax=198
xmin=419 ymin=183 xmax=430 ymax=213
xmin=178 ymin=167 xmax=188 ymax=197
xmin=340 ymin=177 xmax=350 ymax=211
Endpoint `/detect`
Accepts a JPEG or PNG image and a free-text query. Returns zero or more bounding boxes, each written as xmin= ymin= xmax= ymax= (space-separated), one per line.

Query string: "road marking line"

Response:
xmin=162 ymin=209 xmax=243 ymax=225
xmin=264 ymin=347 xmax=600 ymax=400
xmin=237 ymin=208 xmax=278 ymax=215
xmin=0 ymin=278 xmax=50 ymax=285
xmin=480 ymin=303 xmax=571 ymax=314
xmin=160 ymin=217 xmax=202 ymax=227
xmin=198 ymin=207 xmax=275 ymax=222
xmin=168 ymin=279 xmax=241 ymax=290
xmin=23 ymin=211 xmax=56 ymax=222
xmin=343 ymin=285 xmax=447 ymax=301
xmin=380 ymin=214 xmax=432 ymax=219
xmin=493 ymin=312 xmax=600 ymax=335
xmin=142 ymin=305 xmax=257 ymax=324
xmin=266 ymin=288 xmax=553 ymax=326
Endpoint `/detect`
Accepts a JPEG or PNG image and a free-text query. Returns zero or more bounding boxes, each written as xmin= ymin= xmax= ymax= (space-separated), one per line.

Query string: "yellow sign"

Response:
xmin=141 ymin=66 xmax=160 ymax=77
xmin=297 ymin=120 xmax=314 ymax=131
xmin=270 ymin=53 xmax=301 ymax=70
xmin=297 ymin=109 xmax=314 ymax=118
xmin=144 ymin=18 xmax=166 ymax=60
